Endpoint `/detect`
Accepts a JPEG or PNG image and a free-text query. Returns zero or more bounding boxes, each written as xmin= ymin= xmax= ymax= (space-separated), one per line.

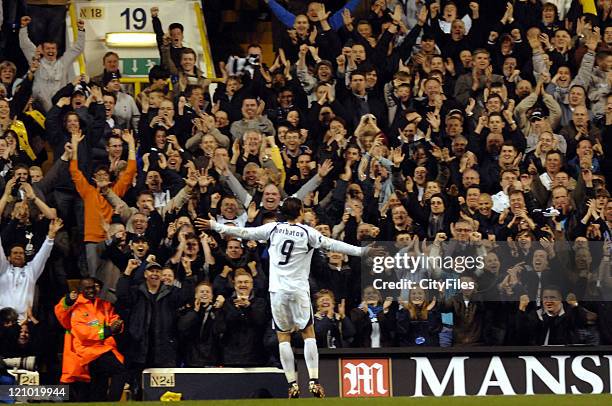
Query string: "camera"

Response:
xmin=11 ymin=181 xmax=22 ymax=201
xmin=3 ymin=357 xmax=36 ymax=371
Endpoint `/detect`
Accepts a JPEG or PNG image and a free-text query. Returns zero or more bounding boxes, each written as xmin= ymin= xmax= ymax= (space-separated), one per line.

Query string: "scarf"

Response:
xmin=367 ymin=305 xmax=382 ymax=321
xmin=9 ymin=120 xmax=36 ymax=160
xmin=24 ymin=110 xmax=45 ymax=129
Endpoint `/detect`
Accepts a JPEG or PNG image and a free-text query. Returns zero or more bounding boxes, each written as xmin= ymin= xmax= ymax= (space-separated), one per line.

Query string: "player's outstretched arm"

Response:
xmin=195 ymin=218 xmax=276 ymax=241
xmin=312 ymin=231 xmax=365 ymax=257
xmin=309 ymin=226 xmax=387 ymax=258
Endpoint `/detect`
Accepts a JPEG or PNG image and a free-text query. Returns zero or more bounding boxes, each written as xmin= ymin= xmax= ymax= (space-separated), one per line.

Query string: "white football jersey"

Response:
xmin=212 ymin=221 xmax=365 ymax=293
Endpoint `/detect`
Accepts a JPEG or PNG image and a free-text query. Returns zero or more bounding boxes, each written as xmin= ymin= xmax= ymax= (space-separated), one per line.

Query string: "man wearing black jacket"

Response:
xmin=218 ymin=269 xmax=267 ymax=366
xmin=177 ymin=282 xmax=225 ymax=366
xmin=516 ymin=285 xmax=589 ymax=345
xmin=339 ymin=71 xmax=388 ymax=131
xmin=116 ymin=259 xmax=194 ymax=398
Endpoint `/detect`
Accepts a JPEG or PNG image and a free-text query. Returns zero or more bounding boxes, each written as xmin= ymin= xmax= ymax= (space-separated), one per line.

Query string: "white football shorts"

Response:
xmin=270 ymin=290 xmax=313 ymax=332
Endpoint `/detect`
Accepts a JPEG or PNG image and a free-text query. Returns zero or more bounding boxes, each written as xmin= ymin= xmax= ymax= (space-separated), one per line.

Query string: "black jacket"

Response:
xmin=45 ymin=104 xmax=100 ymax=191
xmin=338 ymin=91 xmax=388 ymax=132
xmin=313 ymin=314 xmax=355 ymax=348
xmin=516 ymin=303 xmax=589 ymax=345
xmin=350 ymin=304 xmax=396 ymax=348
xmin=177 ymin=304 xmax=223 ymax=367
xmin=218 ymin=293 xmax=268 ymax=366
xmin=395 ymin=306 xmax=441 ymax=347
xmin=116 ymin=276 xmax=194 ymax=366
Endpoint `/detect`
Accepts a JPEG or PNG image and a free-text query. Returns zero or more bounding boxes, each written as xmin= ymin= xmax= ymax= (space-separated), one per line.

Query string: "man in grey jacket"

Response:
xmin=18 ymin=15 xmax=86 ymax=112
xmin=229 ymin=98 xmax=276 ymax=141
xmin=572 ymin=28 xmax=611 ymax=118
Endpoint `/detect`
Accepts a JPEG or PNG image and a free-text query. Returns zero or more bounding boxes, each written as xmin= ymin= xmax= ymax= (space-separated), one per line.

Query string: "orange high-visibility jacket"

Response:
xmin=54 ymin=294 xmax=124 ymax=383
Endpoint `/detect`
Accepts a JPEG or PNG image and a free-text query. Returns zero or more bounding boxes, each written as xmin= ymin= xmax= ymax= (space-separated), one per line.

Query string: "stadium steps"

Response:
xmin=221 ymin=8 xmax=274 ymax=64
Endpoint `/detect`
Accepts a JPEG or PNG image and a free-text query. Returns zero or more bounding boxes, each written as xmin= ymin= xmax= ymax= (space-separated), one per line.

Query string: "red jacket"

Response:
xmin=54 ymin=294 xmax=124 ymax=383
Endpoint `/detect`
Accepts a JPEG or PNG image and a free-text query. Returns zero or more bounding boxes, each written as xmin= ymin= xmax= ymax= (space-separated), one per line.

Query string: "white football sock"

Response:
xmin=304 ymin=338 xmax=319 ymax=380
xmin=279 ymin=341 xmax=296 ymax=384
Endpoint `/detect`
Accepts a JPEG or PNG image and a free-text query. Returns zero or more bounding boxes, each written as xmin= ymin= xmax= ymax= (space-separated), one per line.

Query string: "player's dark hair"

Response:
xmin=262 ymin=212 xmax=278 ymax=223
xmin=281 ymin=197 xmax=303 ymax=221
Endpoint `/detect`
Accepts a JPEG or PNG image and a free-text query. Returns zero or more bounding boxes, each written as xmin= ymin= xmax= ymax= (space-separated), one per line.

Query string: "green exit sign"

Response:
xmin=120 ymin=58 xmax=160 ymax=76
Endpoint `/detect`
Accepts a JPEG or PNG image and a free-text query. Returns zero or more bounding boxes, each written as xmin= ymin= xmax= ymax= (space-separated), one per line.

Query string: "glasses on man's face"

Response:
xmin=542 ymin=295 xmax=560 ymax=302
xmin=455 ymin=228 xmax=472 ymax=233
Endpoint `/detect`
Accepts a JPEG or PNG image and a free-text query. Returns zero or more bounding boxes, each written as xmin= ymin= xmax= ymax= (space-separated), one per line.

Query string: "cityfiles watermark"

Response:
xmin=360 ymin=241 xmax=612 ymax=302
xmin=372 ymin=278 xmax=475 ymax=291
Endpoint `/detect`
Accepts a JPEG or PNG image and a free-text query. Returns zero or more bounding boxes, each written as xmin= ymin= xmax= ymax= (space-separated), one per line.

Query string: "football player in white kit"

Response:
xmin=198 ymin=197 xmax=377 ymax=398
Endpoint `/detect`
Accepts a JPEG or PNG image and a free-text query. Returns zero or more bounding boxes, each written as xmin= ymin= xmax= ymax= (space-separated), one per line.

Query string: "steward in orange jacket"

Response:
xmin=54 ymin=278 xmax=127 ymax=401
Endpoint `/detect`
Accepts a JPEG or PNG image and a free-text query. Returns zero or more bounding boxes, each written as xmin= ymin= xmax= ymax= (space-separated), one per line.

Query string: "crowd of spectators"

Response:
xmin=0 ymin=0 xmax=611 ymax=401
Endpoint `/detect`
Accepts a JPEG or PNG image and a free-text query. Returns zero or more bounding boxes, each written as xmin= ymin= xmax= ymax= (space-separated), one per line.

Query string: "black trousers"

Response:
xmin=88 ymin=351 xmax=128 ymax=402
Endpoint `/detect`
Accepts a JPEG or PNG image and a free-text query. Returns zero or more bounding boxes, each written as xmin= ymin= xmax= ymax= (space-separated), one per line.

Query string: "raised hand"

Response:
xmin=338 ymin=299 xmax=346 ymax=319
xmin=430 ymin=2 xmax=440 ymax=18
xmin=57 ymin=97 xmax=71 ymax=108
xmin=314 ymin=3 xmax=330 ymax=21
xmin=162 ymin=33 xmax=171 ymax=47
xmin=20 ymin=182 xmax=36 ymax=201
xmin=317 ymin=159 xmax=334 ymax=177
xmin=125 ymin=258 xmax=141 ymax=276
xmin=383 ymin=297 xmax=393 ymax=312
xmin=158 ymin=154 xmax=168 ymax=169
xmin=342 ymin=8 xmax=354 ymax=28
xmin=213 ymin=295 xmax=225 ymax=309
xmin=3 ymin=178 xmax=16 ymax=197
xmin=194 ymin=217 xmax=213 ymax=231
xmin=586 ymin=27 xmax=601 ymax=52
xmin=469 ymin=1 xmax=479 ymax=17
xmin=426 ymin=111 xmax=441 ymax=131
xmin=197 ymin=169 xmax=212 ymax=189
xmin=181 ymin=257 xmax=193 ymax=277
xmin=391 ymin=147 xmax=405 ymax=167
xmin=90 ymin=85 xmax=102 ymax=102
xmin=109 ymin=319 xmax=123 ymax=334
xmin=48 ymin=218 xmax=64 ymax=238
xmin=121 ymin=129 xmax=135 ymax=146
xmin=20 ymin=16 xmax=32 ymax=28
xmin=309 ymin=26 xmax=318 ymax=44
xmin=519 ymin=294 xmax=529 ymax=311
xmin=184 ymin=173 xmax=198 ymax=189
xmin=247 ymin=201 xmax=260 ymax=222
xmin=71 ymin=129 xmax=85 ymax=145
xmin=417 ymin=5 xmax=429 ymax=26
xmin=426 ymin=296 xmax=437 ymax=311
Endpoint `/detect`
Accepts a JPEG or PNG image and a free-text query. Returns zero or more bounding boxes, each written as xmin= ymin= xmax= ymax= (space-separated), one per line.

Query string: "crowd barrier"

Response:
xmin=297 ymin=346 xmax=612 ymax=398
xmin=138 ymin=346 xmax=612 ymax=400
xmin=142 ymin=367 xmax=287 ymax=400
